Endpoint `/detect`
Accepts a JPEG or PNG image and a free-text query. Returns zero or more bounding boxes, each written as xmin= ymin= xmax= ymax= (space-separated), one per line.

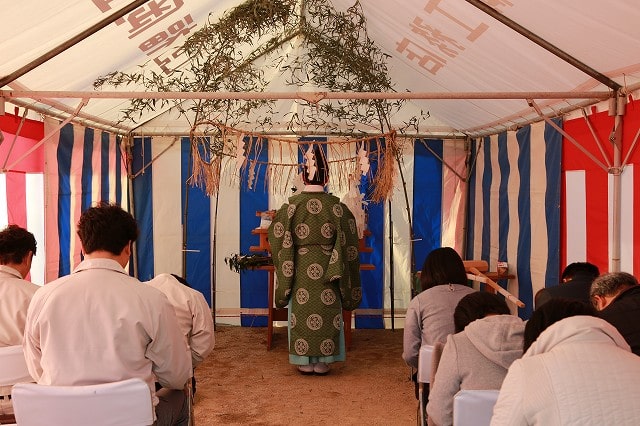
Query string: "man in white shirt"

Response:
xmin=146 ymin=273 xmax=215 ymax=393
xmin=23 ymin=203 xmax=192 ymax=426
xmin=0 ymin=225 xmax=39 ymax=418
xmin=147 ymin=273 xmax=214 ymax=367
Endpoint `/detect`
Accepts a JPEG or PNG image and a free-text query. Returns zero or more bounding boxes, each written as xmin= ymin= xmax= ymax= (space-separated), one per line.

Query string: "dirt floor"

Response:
xmin=193 ymin=324 xmax=417 ymax=425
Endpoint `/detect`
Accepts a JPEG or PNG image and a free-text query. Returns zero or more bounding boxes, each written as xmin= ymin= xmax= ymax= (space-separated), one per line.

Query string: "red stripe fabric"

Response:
xmin=0 ymin=113 xmax=43 ymax=229
xmin=584 ymin=169 xmax=608 ymax=270
xmin=5 ymin=172 xmax=27 ymax=226
xmin=0 ymin=114 xmax=44 ymax=141
xmin=635 ymin=166 xmax=640 ymax=275
xmin=562 ymin=98 xmax=640 ymax=275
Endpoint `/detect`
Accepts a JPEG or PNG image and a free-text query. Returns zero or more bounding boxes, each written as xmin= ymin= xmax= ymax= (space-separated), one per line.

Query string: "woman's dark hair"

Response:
xmin=453 ymin=291 xmax=510 ymax=333
xmin=419 ymin=247 xmax=469 ymax=291
xmin=523 ymin=298 xmax=597 ymax=352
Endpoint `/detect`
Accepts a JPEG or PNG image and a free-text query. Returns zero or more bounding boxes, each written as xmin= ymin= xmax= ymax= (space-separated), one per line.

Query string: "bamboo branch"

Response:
xmin=467 ymin=267 xmax=525 ymax=308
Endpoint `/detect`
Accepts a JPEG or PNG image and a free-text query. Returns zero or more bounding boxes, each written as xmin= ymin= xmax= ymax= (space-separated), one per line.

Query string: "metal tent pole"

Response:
xmin=0 ymin=0 xmax=152 ymax=87
xmin=388 ymin=200 xmax=395 ymax=330
xmin=0 ymin=89 xmax=612 ymax=101
xmin=610 ymin=93 xmax=626 ymax=272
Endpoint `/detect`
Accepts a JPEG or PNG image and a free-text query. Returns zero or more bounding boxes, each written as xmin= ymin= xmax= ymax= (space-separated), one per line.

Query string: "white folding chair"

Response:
xmin=0 ymin=345 xmax=33 ymax=424
xmin=452 ymin=389 xmax=500 ymax=426
xmin=11 ymin=378 xmax=154 ymax=426
xmin=417 ymin=345 xmax=433 ymax=426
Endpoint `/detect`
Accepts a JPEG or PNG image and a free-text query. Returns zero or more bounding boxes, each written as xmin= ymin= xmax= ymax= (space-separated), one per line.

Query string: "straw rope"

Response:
xmin=188 ymin=120 xmax=398 ymax=200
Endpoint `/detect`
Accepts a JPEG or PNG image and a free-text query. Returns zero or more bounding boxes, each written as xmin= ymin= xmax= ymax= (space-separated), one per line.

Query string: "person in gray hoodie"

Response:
xmin=426 ymin=292 xmax=524 ymax=426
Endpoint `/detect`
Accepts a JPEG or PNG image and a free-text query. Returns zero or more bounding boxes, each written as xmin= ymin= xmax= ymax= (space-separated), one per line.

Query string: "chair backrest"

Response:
xmin=429 ymin=341 xmax=444 ymax=387
xmin=0 ymin=345 xmax=32 ymax=387
xmin=11 ymin=378 xmax=154 ymax=426
xmin=417 ymin=344 xmax=433 ymax=384
xmin=453 ymin=389 xmax=500 ymax=426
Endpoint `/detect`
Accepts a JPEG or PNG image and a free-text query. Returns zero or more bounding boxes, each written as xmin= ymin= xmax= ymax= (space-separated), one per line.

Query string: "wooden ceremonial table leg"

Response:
xmin=343 ymin=309 xmax=352 ymax=350
xmin=267 ymin=268 xmax=275 ymax=350
xmin=264 ymin=265 xmax=288 ymax=350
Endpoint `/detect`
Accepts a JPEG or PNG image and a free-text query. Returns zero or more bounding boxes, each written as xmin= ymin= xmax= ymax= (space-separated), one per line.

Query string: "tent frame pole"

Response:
xmin=464 ymin=0 xmax=621 ymax=91
xmin=387 ymin=200 xmax=394 ymax=330
xmin=0 ymin=90 xmax=612 ymax=101
xmin=610 ymin=92 xmax=625 ymax=272
xmin=528 ymin=100 xmax=609 ymax=172
xmin=5 ymin=99 xmax=88 ymax=172
xmin=0 ymin=0 xmax=153 ymax=88
xmin=531 ymin=94 xmax=629 ymax=273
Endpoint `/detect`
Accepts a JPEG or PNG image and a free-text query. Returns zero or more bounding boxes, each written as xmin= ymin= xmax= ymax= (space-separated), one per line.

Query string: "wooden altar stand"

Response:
xmin=462 ymin=260 xmax=516 ymax=293
xmin=251 ymin=222 xmax=374 ymax=350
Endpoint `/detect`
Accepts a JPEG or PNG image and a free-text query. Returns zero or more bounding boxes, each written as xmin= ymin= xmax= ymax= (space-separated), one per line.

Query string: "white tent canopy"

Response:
xmin=3 ymin=0 xmax=640 ymax=324
xmin=2 ymin=0 xmax=640 ymax=137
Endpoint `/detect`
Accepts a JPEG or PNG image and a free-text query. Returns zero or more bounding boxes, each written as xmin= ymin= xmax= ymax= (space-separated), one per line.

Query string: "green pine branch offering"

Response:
xmin=224 ymin=253 xmax=273 ymax=273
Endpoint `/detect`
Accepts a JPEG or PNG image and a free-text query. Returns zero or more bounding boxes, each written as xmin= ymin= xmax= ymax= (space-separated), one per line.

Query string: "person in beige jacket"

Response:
xmin=491 ymin=299 xmax=640 ymax=425
xmin=427 ymin=292 xmax=524 ymax=426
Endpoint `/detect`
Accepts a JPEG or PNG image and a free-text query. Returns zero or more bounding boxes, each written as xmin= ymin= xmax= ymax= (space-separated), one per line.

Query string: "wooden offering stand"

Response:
xmin=463 ymin=260 xmax=523 ymax=308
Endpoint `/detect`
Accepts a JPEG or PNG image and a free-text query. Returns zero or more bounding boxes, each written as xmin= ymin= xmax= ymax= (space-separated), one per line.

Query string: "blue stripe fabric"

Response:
xmin=481 ymin=137 xmax=492 ymax=264
xmin=239 ymin=136 xmax=269 ymax=326
xmin=497 ymin=132 xmax=510 ymax=288
xmin=516 ymin=126 xmax=533 ymax=319
xmin=181 ymin=137 xmax=212 ymax=306
xmin=465 ymin=141 xmax=477 ymax=260
xmin=100 ymin=131 xmax=110 ymax=202
xmin=413 ymin=139 xmax=443 ymax=273
xmin=57 ymin=124 xmax=74 ymax=276
xmin=51 ymin=124 xmax=128 ymax=279
xmin=115 ymin=137 xmax=123 ymax=205
xmin=81 ymin=128 xmax=93 ymax=212
xmin=544 ymin=118 xmax=562 ymax=292
xmin=356 ymin=138 xmax=384 ymax=329
xmin=467 ymin=122 xmax=562 ymax=320
xmin=132 ymin=137 xmax=155 ymax=281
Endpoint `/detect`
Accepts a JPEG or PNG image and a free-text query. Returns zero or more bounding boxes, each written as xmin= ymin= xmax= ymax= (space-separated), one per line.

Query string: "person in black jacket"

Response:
xmin=590 ymin=271 xmax=640 ymax=356
xmin=534 ymin=262 xmax=599 ymax=309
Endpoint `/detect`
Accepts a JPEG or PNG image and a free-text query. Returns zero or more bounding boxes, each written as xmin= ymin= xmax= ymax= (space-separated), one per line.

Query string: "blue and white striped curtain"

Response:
xmin=131 ymin=136 xmax=212 ymax=305
xmin=131 ymin=136 xmax=468 ymax=328
xmin=43 ymin=118 xmax=128 ymax=282
xmin=466 ymin=119 xmax=562 ymax=319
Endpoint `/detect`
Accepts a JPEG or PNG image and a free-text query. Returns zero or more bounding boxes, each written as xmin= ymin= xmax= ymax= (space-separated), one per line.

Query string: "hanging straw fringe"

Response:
xmin=188 ymin=120 xmax=398 ymax=200
xmin=370 ymin=132 xmax=397 ymax=203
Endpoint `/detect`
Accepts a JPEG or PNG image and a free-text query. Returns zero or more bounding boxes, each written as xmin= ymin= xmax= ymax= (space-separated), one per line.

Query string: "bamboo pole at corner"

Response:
xmin=467 ymin=267 xmax=525 ymax=308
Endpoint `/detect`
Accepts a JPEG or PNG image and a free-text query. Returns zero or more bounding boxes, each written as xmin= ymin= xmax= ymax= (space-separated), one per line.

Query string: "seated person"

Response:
xmin=403 ymin=247 xmax=476 ymax=399
xmin=403 ymin=247 xmax=477 ymax=368
xmin=0 ymin=225 xmax=39 ymax=347
xmin=534 ymin=261 xmax=599 ymax=308
xmin=23 ymin=204 xmax=192 ymax=426
xmin=590 ymin=271 xmax=640 ymax=355
xmin=427 ymin=292 xmax=524 ymax=426
xmin=491 ymin=299 xmax=640 ymax=425
xmin=0 ymin=225 xmax=39 ymax=419
xmin=147 ymin=273 xmax=215 ymax=393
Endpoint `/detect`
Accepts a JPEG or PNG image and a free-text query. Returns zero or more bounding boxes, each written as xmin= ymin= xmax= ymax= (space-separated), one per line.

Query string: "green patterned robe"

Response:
xmin=268 ymin=191 xmax=362 ymax=357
